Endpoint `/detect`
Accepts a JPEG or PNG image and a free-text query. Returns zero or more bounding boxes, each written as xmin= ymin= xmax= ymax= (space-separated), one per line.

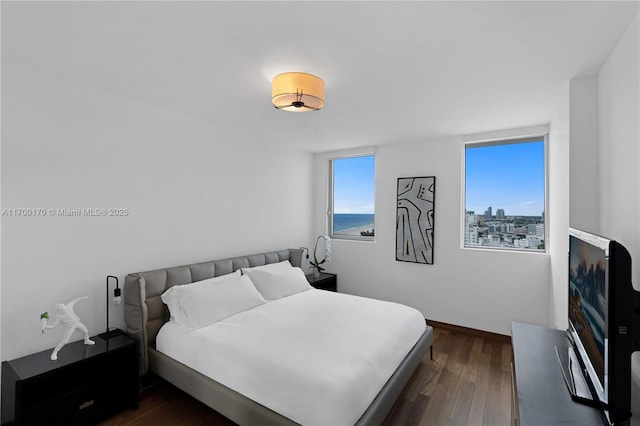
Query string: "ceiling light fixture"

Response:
xmin=272 ymin=72 xmax=325 ymax=112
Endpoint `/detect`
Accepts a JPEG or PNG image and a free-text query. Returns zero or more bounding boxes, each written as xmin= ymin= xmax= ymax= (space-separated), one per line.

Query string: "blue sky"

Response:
xmin=334 ymin=155 xmax=375 ymax=214
xmin=465 ymin=140 xmax=545 ymax=216
xmin=333 ymin=142 xmax=544 ymax=217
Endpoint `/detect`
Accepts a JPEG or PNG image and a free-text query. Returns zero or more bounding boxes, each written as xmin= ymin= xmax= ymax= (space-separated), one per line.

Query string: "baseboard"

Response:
xmin=426 ymin=319 xmax=511 ymax=344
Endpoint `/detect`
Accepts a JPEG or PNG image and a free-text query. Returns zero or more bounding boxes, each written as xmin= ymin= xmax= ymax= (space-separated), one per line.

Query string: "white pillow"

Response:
xmin=160 ymin=270 xmax=241 ymax=326
xmin=161 ymin=271 xmax=265 ymax=329
xmin=241 ymin=260 xmax=292 ymax=276
xmin=245 ymin=266 xmax=312 ymax=300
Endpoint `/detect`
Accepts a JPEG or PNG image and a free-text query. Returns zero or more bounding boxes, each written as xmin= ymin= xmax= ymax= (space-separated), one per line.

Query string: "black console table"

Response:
xmin=511 ymin=322 xmax=607 ymax=425
xmin=1 ymin=334 xmax=138 ymax=425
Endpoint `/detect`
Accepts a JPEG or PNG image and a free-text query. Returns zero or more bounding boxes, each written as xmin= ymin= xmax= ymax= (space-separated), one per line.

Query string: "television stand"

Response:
xmin=555 ymin=344 xmax=602 ymax=406
xmin=511 ymin=322 xmax=613 ymax=426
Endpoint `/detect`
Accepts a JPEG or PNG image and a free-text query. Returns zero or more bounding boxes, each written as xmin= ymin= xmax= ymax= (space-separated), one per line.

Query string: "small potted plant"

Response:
xmin=309 ymin=235 xmax=331 ymax=277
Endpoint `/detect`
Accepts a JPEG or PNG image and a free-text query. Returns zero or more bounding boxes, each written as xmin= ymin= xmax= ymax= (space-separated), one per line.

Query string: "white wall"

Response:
xmin=548 ymin=74 xmax=603 ymax=332
xmin=548 ymin=82 xmax=571 ymax=332
xmin=314 ymin=135 xmax=551 ymax=336
xmin=1 ymin=62 xmax=313 ymax=361
xmin=597 ymin=13 xmax=640 ymax=421
xmin=569 ymin=76 xmax=600 ymax=234
xmin=548 ymin=13 xmax=640 ymax=421
xmin=599 ymin=14 xmax=640 ymax=285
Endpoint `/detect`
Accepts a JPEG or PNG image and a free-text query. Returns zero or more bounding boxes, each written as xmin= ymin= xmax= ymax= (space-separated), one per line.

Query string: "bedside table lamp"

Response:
xmin=99 ymin=275 xmax=123 ymax=339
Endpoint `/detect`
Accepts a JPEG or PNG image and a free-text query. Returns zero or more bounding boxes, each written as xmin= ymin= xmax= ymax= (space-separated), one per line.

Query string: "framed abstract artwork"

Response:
xmin=396 ymin=176 xmax=436 ymax=264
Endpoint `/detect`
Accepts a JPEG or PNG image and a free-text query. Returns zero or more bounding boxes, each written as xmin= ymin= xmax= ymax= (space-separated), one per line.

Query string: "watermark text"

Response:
xmin=2 ymin=208 xmax=130 ymax=217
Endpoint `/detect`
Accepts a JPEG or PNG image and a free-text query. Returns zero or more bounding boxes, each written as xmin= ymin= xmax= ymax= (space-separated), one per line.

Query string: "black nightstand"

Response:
xmin=306 ymin=272 xmax=337 ymax=292
xmin=1 ymin=333 xmax=138 ymax=425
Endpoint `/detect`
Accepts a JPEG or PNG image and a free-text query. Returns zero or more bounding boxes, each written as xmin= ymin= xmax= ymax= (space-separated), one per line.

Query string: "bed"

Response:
xmin=124 ymin=249 xmax=433 ymax=425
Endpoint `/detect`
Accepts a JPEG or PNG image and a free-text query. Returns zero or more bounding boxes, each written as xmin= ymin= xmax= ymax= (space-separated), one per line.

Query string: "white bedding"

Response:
xmin=156 ymin=289 xmax=426 ymax=426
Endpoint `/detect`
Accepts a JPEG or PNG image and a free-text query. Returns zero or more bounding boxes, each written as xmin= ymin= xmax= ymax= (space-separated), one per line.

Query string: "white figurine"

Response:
xmin=41 ymin=296 xmax=95 ymax=361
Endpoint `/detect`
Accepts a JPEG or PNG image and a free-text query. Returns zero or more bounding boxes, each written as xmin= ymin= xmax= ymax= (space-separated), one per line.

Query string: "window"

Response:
xmin=329 ymin=154 xmax=375 ymax=240
xmin=464 ymin=137 xmax=546 ymax=251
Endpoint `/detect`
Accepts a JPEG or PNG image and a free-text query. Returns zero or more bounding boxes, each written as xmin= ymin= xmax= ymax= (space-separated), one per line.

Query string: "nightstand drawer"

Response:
xmin=20 ymin=382 xmax=105 ymax=425
xmin=306 ymin=272 xmax=337 ymax=292
xmin=313 ymin=281 xmax=336 ymax=291
xmin=19 ymin=358 xmax=102 ymax=411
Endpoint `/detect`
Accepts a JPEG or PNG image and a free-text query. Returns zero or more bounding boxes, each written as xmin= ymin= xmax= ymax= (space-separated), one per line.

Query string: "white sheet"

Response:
xmin=156 ymin=289 xmax=426 ymax=426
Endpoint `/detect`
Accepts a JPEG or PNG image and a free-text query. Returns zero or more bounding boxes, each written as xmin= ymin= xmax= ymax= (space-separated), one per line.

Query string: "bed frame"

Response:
xmin=124 ymin=248 xmax=433 ymax=425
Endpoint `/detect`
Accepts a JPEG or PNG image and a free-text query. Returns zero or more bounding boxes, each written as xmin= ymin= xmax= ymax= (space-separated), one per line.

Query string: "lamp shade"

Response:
xmin=272 ymin=72 xmax=325 ymax=112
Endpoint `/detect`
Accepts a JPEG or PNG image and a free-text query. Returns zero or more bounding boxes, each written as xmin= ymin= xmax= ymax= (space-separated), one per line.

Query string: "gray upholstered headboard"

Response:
xmin=124 ymin=248 xmax=304 ymax=375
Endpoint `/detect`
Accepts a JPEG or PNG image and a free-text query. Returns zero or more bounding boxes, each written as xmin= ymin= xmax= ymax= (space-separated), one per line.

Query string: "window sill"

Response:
xmin=330 ymin=234 xmax=375 ymax=242
xmin=462 ymin=245 xmax=548 ymax=255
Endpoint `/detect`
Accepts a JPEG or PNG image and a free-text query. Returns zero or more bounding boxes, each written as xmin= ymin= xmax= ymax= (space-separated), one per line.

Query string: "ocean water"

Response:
xmin=333 ymin=213 xmax=375 ymax=233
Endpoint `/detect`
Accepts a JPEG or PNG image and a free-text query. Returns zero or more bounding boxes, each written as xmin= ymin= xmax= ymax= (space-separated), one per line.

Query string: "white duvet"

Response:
xmin=156 ymin=289 xmax=426 ymax=426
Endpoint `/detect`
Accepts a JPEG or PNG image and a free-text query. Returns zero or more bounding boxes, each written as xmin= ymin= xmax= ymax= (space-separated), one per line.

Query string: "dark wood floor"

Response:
xmin=100 ymin=326 xmax=513 ymax=426
xmin=383 ymin=326 xmax=513 ymax=426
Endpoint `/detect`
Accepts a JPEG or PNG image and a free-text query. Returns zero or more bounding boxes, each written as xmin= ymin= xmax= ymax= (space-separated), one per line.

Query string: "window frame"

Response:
xmin=462 ymin=134 xmax=548 ymax=253
xmin=328 ymin=153 xmax=376 ymax=242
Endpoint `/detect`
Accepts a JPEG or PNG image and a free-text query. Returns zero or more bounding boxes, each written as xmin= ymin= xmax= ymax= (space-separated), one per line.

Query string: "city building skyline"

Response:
xmin=470 ymin=206 xmax=545 ymax=219
xmin=465 ymin=206 xmax=545 ymax=250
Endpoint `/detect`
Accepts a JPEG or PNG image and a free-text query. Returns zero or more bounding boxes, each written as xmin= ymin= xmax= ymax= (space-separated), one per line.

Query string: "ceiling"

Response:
xmin=2 ymin=1 xmax=638 ymax=153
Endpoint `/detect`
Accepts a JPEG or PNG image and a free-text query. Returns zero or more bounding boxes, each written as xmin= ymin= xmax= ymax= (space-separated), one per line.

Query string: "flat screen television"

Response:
xmin=561 ymin=228 xmax=638 ymax=425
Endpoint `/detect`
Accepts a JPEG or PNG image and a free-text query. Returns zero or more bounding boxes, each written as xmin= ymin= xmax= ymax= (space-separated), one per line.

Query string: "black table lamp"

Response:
xmin=98 ymin=275 xmax=123 ymax=339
